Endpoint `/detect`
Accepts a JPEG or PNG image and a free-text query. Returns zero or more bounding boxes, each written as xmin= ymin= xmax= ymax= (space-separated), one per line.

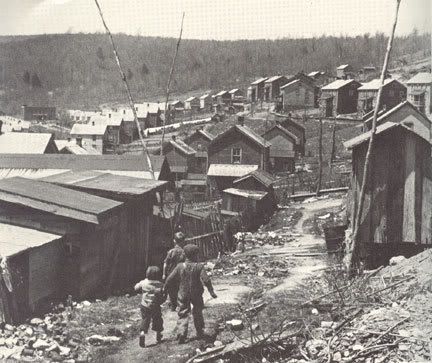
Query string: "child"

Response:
xmin=134 ymin=266 xmax=166 ymax=348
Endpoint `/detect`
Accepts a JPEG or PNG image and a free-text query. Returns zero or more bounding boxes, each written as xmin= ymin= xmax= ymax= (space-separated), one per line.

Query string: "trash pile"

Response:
xmin=211 ymin=254 xmax=292 ymax=279
xmin=234 ymin=228 xmax=301 ymax=247
xmin=0 ymin=300 xmax=124 ymax=362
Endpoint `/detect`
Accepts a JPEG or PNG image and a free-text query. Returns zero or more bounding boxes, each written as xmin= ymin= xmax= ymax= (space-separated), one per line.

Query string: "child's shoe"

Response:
xmin=139 ymin=331 xmax=146 ymax=348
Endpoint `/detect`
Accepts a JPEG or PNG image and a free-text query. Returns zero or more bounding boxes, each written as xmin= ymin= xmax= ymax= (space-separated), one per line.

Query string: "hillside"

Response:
xmin=0 ymin=32 xmax=430 ymax=114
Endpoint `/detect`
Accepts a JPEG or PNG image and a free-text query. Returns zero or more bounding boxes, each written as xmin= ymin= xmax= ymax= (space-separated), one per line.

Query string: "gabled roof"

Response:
xmin=0 ymin=133 xmax=55 ymax=154
xmin=308 ymin=71 xmax=324 ymax=77
xmin=207 ymin=164 xmax=258 ymax=177
xmin=197 ymin=129 xmax=215 ymax=141
xmin=90 ymin=114 xmax=124 ymax=127
xmin=185 ymin=96 xmax=198 ymax=102
xmin=235 ymin=125 xmax=271 ymax=148
xmin=251 ymin=77 xmax=268 ymax=85
xmin=262 ymin=124 xmax=300 ymax=144
xmin=55 ymin=140 xmax=100 ymax=155
xmin=358 ymin=78 xmax=403 ymax=91
xmin=0 ymin=223 xmax=63 ymax=258
xmin=134 ymin=102 xmax=161 ymax=117
xmin=215 ymin=90 xmax=229 ymax=97
xmin=199 ymin=94 xmax=211 ymax=99
xmin=70 ymin=123 xmax=107 ymax=136
xmin=223 ymin=188 xmax=268 ymax=200
xmin=229 ymin=88 xmax=241 ymax=94
xmin=321 ymin=79 xmax=359 ymax=91
xmin=234 ymin=169 xmax=276 ymax=188
xmin=0 ymin=177 xmax=122 ymax=224
xmin=265 ymin=75 xmax=287 ymax=83
xmin=280 ymin=78 xmax=315 ymax=91
xmin=41 ymin=170 xmax=168 ymax=198
xmin=406 ymin=72 xmax=432 ymax=85
xmin=337 ymin=64 xmax=350 ymax=70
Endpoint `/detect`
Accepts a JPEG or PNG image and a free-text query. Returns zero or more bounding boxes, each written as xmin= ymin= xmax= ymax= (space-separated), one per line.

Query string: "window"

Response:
xmin=231 ymin=147 xmax=242 ymax=164
xmin=92 ymin=135 xmax=97 ymax=141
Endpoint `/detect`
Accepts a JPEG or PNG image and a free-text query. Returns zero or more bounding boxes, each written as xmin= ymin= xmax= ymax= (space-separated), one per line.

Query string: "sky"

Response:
xmin=0 ymin=0 xmax=430 ymax=40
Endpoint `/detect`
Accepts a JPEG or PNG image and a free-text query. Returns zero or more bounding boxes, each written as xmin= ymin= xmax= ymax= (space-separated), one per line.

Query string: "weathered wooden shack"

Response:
xmin=406 ymin=72 xmax=432 ymax=119
xmin=184 ymin=128 xmax=214 ymax=151
xmin=0 ymin=177 xmax=124 ymax=302
xmin=199 ymin=94 xmax=213 ymax=111
xmin=40 ymin=171 xmax=168 ymax=282
xmin=262 ymin=125 xmax=297 ymax=172
xmin=0 ymin=223 xmax=65 ymax=323
xmin=185 ymin=96 xmax=200 ymax=111
xmin=276 ymin=117 xmax=306 ymax=156
xmin=320 ymin=79 xmax=361 ymax=117
xmin=264 ymin=76 xmax=289 ymax=102
xmin=336 ymin=64 xmax=354 ymax=79
xmin=249 ymin=77 xmax=268 ymax=102
xmin=215 ymin=91 xmax=231 ymax=105
xmin=344 ymin=121 xmax=432 ymax=267
xmin=357 ymin=79 xmax=407 ymax=117
xmin=162 ymin=137 xmax=197 ymax=180
xmin=280 ymin=78 xmax=316 ymax=111
xmin=207 ymin=164 xmax=258 ymax=196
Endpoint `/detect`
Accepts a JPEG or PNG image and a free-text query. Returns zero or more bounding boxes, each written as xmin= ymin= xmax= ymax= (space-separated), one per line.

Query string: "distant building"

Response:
xmin=249 ymin=77 xmax=268 ymax=102
xmin=199 ymin=94 xmax=213 ymax=111
xmin=70 ymin=123 xmax=108 ymax=154
xmin=264 ymin=76 xmax=289 ymax=102
xmin=358 ymin=66 xmax=378 ymax=82
xmin=22 ymin=105 xmax=56 ymax=121
xmin=215 ymin=91 xmax=231 ymax=105
xmin=320 ymin=79 xmax=361 ymax=117
xmin=357 ymin=78 xmax=406 ymax=117
xmin=336 ymin=64 xmax=354 ymax=79
xmin=262 ymin=124 xmax=297 ymax=172
xmin=308 ymin=71 xmax=329 ymax=86
xmin=276 ymin=118 xmax=306 ymax=155
xmin=184 ymin=128 xmax=214 ymax=151
xmin=280 ymin=78 xmax=316 ymax=111
xmin=0 ymin=130 xmax=58 ymax=154
xmin=55 ymin=139 xmax=100 ymax=155
xmin=184 ymin=96 xmax=200 ymax=111
xmin=0 ymin=115 xmax=30 ymax=132
xmin=162 ymin=136 xmax=198 ymax=179
xmin=406 ymin=72 xmax=432 ymax=119
xmin=229 ymin=88 xmax=243 ymax=100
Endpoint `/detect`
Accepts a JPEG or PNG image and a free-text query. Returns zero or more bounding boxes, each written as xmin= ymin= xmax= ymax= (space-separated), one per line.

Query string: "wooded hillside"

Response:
xmin=0 ymin=32 xmax=429 ymax=114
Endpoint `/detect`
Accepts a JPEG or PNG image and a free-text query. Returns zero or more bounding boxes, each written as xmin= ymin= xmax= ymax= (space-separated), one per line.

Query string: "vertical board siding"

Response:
xmin=403 ymin=136 xmax=416 ymax=242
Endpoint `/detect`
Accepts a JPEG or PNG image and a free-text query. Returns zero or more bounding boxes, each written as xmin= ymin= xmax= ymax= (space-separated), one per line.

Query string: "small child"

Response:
xmin=134 ymin=266 xmax=166 ymax=348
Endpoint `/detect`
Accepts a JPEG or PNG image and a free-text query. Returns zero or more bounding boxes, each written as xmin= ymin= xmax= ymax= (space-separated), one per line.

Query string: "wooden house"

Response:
xmin=249 ymin=77 xmax=268 ymax=102
xmin=0 ymin=154 xmax=172 ymax=182
xmin=184 ymin=96 xmax=200 ymax=111
xmin=344 ymin=121 xmax=432 ymax=267
xmin=233 ymin=169 xmax=276 ymax=193
xmin=336 ymin=64 xmax=354 ymax=79
xmin=0 ymin=132 xmax=58 ymax=154
xmin=55 ymin=140 xmax=100 ymax=155
xmin=90 ymin=115 xmax=128 ymax=153
xmin=0 ymin=177 xmax=124 ymax=315
xmin=199 ymin=94 xmax=213 ymax=111
xmin=308 ymin=71 xmax=329 ymax=86
xmin=320 ymin=79 xmax=361 ymax=117
xmin=276 ymin=117 xmax=306 ymax=156
xmin=357 ymin=78 xmax=406 ymax=117
xmin=280 ymin=78 xmax=316 ymax=111
xmin=262 ymin=124 xmax=297 ymax=172
xmin=215 ymin=91 xmax=231 ymax=105
xmin=41 ymin=171 xmax=168 ymax=279
xmin=358 ymin=66 xmax=378 ymax=82
xmin=184 ymin=128 xmax=214 ymax=151
xmin=70 ymin=123 xmax=108 ymax=154
xmin=229 ymin=89 xmax=243 ymax=100
xmin=362 ymin=101 xmax=431 ymax=141
xmin=22 ymin=105 xmax=56 ymax=121
xmin=406 ymin=72 xmax=432 ymax=119
xmin=264 ymin=76 xmax=289 ymax=102
xmin=207 ymin=122 xmax=271 ymax=170
xmin=162 ymin=136 xmax=197 ymax=180
xmin=207 ymin=164 xmax=258 ymax=196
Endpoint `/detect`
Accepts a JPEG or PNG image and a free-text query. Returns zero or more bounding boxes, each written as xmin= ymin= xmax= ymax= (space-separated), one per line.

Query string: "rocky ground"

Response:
xmin=2 ymin=193 xmax=431 ymax=362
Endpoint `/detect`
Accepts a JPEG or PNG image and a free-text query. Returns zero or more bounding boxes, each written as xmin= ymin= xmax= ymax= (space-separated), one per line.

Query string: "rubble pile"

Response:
xmin=234 ymin=229 xmax=301 ymax=247
xmin=0 ymin=301 xmax=124 ymax=362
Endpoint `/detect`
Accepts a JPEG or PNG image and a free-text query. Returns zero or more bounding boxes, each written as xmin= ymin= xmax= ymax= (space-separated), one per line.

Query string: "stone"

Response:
xmin=81 ymin=301 xmax=91 ymax=307
xmin=226 ymin=320 xmax=244 ymax=331
xmin=25 ymin=327 xmax=33 ymax=336
xmin=33 ymin=339 xmax=51 ymax=350
xmin=311 ymin=308 xmax=319 ymax=315
xmin=352 ymin=344 xmax=364 ymax=351
xmin=320 ymin=321 xmax=333 ymax=328
xmin=398 ymin=343 xmax=410 ymax=351
xmin=4 ymin=324 xmax=14 ymax=331
xmin=59 ymin=345 xmax=71 ymax=356
xmin=21 ymin=348 xmax=35 ymax=357
xmin=30 ymin=318 xmax=44 ymax=326
xmin=389 ymin=256 xmax=406 ymax=265
xmin=86 ymin=335 xmax=120 ymax=345
xmin=46 ymin=342 xmax=60 ymax=352
xmin=305 ymin=339 xmax=326 ymax=359
xmin=5 ymin=337 xmax=16 ymax=348
xmin=214 ymin=340 xmax=223 ymax=347
xmin=333 ymin=351 xmax=342 ymax=362
xmin=0 ymin=337 xmax=5 ymax=346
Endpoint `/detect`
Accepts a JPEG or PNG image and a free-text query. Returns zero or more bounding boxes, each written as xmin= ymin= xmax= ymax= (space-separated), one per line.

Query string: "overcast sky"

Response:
xmin=0 ymin=0 xmax=430 ymax=39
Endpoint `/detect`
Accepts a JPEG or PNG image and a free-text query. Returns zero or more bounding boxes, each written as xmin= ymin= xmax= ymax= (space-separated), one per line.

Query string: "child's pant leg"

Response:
xmin=151 ymin=305 xmax=163 ymax=333
xmin=140 ymin=306 xmax=151 ymax=333
xmin=192 ymin=296 xmax=204 ymax=333
xmin=176 ymin=299 xmax=191 ymax=339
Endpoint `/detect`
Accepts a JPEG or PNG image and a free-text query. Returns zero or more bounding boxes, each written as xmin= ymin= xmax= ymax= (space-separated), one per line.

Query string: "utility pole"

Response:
xmin=316 ymin=117 xmax=323 ymax=196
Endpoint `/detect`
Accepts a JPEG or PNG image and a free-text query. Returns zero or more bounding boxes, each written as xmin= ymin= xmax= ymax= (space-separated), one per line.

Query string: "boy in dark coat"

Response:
xmin=164 ymin=244 xmax=217 ymax=343
xmin=162 ymin=232 xmax=186 ymax=310
xmin=134 ymin=266 xmax=165 ymax=347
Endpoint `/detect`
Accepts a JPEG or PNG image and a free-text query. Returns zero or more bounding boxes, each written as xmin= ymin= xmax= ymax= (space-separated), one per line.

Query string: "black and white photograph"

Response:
xmin=0 ymin=0 xmax=431 ymax=362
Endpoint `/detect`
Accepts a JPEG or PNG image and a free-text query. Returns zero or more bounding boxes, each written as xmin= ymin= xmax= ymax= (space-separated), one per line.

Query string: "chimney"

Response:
xmin=237 ymin=115 xmax=244 ymax=126
xmin=0 ymin=120 xmax=2 ymax=135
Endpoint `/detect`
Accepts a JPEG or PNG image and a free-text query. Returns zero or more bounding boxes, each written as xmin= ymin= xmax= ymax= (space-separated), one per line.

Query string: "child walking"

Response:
xmin=134 ymin=266 xmax=166 ymax=348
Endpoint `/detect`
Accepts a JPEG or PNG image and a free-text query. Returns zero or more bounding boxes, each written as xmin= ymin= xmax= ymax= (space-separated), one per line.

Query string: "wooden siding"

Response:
xmin=358 ymin=82 xmax=407 ymax=116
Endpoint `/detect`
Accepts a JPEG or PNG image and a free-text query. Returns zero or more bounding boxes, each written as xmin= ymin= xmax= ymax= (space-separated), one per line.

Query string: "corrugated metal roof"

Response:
xmin=321 ymin=79 xmax=356 ymax=90
xmin=358 ymin=78 xmax=401 ymax=91
xmin=0 ymin=154 xmax=166 ymax=173
xmin=223 ymin=188 xmax=268 ymax=200
xmin=251 ymin=77 xmax=268 ymax=85
xmin=207 ymin=164 xmax=258 ymax=177
xmin=41 ymin=170 xmax=168 ymax=196
xmin=0 ymin=177 xmax=122 ymax=224
xmin=406 ymin=72 xmax=432 ymax=84
xmin=70 ymin=123 xmax=107 ymax=136
xmin=0 ymin=133 xmax=54 ymax=154
xmin=234 ymin=169 xmax=276 ymax=188
xmin=0 ymin=223 xmax=63 ymax=258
